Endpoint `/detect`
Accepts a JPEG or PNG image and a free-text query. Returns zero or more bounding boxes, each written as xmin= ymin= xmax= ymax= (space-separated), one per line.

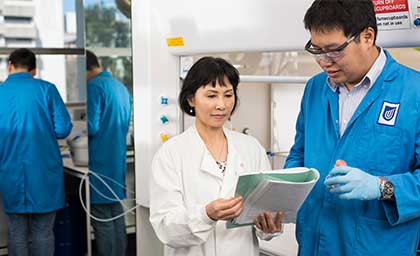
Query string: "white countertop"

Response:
xmin=62 ymin=150 xmax=135 ymax=175
xmin=62 ymin=156 xmax=89 ymax=174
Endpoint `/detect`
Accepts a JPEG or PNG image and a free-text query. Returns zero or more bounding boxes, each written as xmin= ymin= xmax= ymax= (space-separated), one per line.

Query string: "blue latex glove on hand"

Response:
xmin=324 ymin=166 xmax=380 ymax=200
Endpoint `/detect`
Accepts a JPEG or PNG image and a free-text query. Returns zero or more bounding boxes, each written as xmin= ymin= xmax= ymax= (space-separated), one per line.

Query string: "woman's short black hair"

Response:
xmin=8 ymin=48 xmax=36 ymax=71
xmin=179 ymin=56 xmax=240 ymax=117
xmin=304 ymin=0 xmax=378 ymax=43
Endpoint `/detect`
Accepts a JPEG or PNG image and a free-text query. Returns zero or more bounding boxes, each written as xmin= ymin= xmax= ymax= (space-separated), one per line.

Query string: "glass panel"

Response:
xmin=0 ymin=54 xmax=85 ymax=103
xmin=0 ymin=0 xmax=82 ymax=48
xmin=85 ymin=0 xmax=131 ymax=48
xmin=84 ymin=1 xmax=135 ymax=255
xmin=0 ymin=1 xmax=88 ymax=255
xmin=98 ymin=56 xmax=133 ymax=94
xmin=65 ymin=54 xmax=86 ymax=102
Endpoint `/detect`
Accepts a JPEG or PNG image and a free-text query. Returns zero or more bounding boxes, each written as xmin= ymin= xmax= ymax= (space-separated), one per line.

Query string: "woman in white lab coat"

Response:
xmin=149 ymin=56 xmax=283 ymax=256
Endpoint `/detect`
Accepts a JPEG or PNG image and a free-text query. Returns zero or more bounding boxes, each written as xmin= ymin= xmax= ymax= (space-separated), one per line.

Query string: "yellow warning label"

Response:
xmin=166 ymin=37 xmax=184 ymax=47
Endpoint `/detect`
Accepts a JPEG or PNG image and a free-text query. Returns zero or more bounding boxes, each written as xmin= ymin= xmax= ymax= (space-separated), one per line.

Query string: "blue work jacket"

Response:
xmin=285 ymin=51 xmax=420 ymax=256
xmin=0 ymin=72 xmax=72 ymax=213
xmin=87 ymin=71 xmax=132 ymax=204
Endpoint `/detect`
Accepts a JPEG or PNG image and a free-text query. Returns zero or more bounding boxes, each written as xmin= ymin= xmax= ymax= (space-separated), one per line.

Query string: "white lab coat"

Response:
xmin=150 ymin=125 xmax=273 ymax=256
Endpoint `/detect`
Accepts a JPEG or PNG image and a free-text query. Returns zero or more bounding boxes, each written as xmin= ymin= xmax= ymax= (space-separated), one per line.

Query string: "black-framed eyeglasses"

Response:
xmin=305 ymin=33 xmax=359 ymax=62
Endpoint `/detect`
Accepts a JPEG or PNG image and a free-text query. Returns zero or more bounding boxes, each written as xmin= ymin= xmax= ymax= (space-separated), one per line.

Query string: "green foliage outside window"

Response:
xmin=85 ymin=4 xmax=133 ymax=93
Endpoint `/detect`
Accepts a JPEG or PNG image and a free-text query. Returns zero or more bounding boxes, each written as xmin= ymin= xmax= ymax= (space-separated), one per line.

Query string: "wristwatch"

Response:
xmin=379 ymin=177 xmax=395 ymax=201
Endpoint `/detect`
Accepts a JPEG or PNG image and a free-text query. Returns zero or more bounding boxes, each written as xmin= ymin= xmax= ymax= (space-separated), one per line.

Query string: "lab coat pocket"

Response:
xmin=357 ymin=124 xmax=403 ymax=175
xmin=354 ymin=216 xmax=411 ymax=256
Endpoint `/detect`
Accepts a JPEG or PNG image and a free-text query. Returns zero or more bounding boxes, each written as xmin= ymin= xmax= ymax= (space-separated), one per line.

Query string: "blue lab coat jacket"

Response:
xmin=0 ymin=72 xmax=72 ymax=213
xmin=87 ymin=71 xmax=132 ymax=204
xmin=285 ymin=51 xmax=420 ymax=256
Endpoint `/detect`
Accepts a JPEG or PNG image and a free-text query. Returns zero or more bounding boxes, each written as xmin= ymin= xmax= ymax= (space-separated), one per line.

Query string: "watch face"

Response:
xmin=379 ymin=177 xmax=394 ymax=200
xmin=385 ymin=182 xmax=393 ymax=191
xmin=383 ymin=181 xmax=394 ymax=198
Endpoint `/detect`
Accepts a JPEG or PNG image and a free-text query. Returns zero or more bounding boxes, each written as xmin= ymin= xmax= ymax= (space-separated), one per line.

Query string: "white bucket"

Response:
xmin=68 ymin=136 xmax=89 ymax=166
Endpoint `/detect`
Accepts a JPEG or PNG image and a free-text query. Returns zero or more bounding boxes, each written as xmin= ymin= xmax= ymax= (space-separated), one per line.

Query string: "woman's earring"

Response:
xmin=189 ymin=107 xmax=194 ymax=113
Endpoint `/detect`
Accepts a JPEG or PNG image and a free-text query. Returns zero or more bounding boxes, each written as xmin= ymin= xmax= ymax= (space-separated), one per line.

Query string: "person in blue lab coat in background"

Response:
xmin=0 ymin=48 xmax=72 ymax=256
xmin=86 ymin=50 xmax=132 ymax=256
xmin=284 ymin=0 xmax=420 ymax=255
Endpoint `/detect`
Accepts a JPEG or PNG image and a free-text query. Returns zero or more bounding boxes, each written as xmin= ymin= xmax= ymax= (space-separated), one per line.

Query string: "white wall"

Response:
xmin=132 ymin=0 xmax=181 ymax=254
xmin=270 ymin=52 xmax=321 ymax=152
xmin=388 ymin=48 xmax=420 ymax=70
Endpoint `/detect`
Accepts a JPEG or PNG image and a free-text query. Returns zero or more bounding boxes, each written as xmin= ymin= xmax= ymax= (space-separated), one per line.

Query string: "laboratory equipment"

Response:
xmin=67 ymin=135 xmax=88 ymax=167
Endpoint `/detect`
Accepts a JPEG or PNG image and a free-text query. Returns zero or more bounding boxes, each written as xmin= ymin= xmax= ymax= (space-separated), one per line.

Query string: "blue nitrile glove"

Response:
xmin=324 ymin=165 xmax=380 ymax=200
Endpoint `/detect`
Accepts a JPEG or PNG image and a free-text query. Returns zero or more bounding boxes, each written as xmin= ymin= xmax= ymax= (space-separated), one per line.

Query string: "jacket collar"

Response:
xmin=221 ymin=138 xmax=245 ymax=197
xmin=191 ymin=126 xmax=245 ymax=191
xmin=93 ymin=71 xmax=113 ymax=79
xmin=324 ymin=50 xmax=400 ymax=139
xmin=191 ymin=125 xmax=229 ymax=180
xmin=339 ymin=50 xmax=399 ymax=138
xmin=380 ymin=50 xmax=399 ymax=82
xmin=7 ymin=72 xmax=32 ymax=80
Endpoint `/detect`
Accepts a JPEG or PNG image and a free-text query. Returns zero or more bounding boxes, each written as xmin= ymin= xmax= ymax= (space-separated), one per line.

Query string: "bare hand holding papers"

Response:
xmin=227 ymin=167 xmax=319 ymax=229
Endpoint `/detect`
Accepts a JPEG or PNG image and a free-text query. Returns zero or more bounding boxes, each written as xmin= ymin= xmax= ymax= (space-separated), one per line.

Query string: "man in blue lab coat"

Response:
xmin=285 ymin=0 xmax=420 ymax=255
xmin=0 ymin=48 xmax=72 ymax=256
xmin=86 ymin=50 xmax=132 ymax=256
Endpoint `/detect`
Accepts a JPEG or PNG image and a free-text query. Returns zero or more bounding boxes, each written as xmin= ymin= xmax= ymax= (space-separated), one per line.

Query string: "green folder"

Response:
xmin=227 ymin=167 xmax=319 ymax=229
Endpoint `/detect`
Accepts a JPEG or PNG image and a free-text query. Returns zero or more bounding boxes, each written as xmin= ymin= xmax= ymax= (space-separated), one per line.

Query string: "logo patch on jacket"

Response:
xmin=377 ymin=101 xmax=399 ymax=126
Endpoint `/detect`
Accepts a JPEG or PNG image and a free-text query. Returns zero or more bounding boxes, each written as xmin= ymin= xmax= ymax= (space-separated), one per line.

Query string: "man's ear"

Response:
xmin=7 ymin=62 xmax=13 ymax=73
xmin=30 ymin=69 xmax=36 ymax=77
xmin=362 ymin=27 xmax=376 ymax=46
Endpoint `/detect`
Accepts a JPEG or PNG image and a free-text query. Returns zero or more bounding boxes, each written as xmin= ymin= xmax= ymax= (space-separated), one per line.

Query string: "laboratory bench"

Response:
xmin=62 ymin=152 xmax=135 ymax=256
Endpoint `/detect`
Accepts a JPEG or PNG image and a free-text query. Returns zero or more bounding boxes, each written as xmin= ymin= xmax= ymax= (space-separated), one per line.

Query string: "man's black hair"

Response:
xmin=86 ymin=50 xmax=100 ymax=71
xmin=8 ymin=48 xmax=36 ymax=71
xmin=304 ymin=0 xmax=378 ymax=43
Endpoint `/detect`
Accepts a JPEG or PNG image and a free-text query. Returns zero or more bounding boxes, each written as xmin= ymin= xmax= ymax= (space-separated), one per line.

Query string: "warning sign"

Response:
xmin=372 ymin=0 xmax=411 ymax=30
xmin=166 ymin=37 xmax=185 ymax=47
